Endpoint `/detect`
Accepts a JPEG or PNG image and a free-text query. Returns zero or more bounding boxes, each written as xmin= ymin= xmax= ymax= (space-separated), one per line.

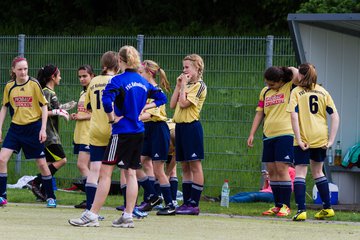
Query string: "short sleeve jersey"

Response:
xmin=256 ymin=81 xmax=293 ymax=138
xmin=173 ymin=80 xmax=207 ymax=123
xmin=287 ymin=84 xmax=337 ymax=148
xmin=2 ymin=77 xmax=48 ymax=125
xmin=85 ymin=75 xmax=112 ymax=146
xmin=43 ymin=87 xmax=61 ymax=146
xmin=73 ymin=89 xmax=90 ymax=145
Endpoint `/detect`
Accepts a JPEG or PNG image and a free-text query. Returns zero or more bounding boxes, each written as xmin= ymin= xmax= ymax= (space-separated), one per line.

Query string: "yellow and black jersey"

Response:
xmin=256 ymin=81 xmax=294 ymax=138
xmin=73 ymin=89 xmax=90 ymax=145
xmin=143 ymin=96 xmax=168 ymax=122
xmin=2 ymin=77 xmax=47 ymax=125
xmin=173 ymin=80 xmax=207 ymax=123
xmin=85 ymin=75 xmax=112 ymax=146
xmin=287 ymin=84 xmax=337 ymax=148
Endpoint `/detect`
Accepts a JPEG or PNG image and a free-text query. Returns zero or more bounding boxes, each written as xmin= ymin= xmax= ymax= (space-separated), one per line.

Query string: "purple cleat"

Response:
xmin=176 ymin=204 xmax=199 ymax=215
xmin=116 ymin=205 xmax=125 ymax=211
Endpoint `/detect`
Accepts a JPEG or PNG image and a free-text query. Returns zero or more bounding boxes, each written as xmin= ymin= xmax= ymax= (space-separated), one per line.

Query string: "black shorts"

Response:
xmin=102 ymin=133 xmax=144 ymax=170
xmin=294 ymin=146 xmax=326 ymax=165
xmin=45 ymin=144 xmax=66 ymax=162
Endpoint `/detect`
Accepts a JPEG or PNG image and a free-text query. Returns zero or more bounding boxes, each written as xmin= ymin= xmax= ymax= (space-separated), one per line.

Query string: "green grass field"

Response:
xmin=1 ymin=195 xmax=360 ymax=240
xmin=5 ymin=188 xmax=360 ymax=223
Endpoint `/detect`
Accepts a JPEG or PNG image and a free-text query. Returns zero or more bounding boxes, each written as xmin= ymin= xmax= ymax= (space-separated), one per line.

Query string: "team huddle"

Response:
xmin=0 ymin=46 xmax=207 ymax=228
xmin=0 ymin=45 xmax=338 ymax=227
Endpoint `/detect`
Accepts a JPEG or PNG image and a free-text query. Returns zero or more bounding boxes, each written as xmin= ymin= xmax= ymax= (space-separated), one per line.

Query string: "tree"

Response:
xmin=297 ymin=0 xmax=360 ymax=13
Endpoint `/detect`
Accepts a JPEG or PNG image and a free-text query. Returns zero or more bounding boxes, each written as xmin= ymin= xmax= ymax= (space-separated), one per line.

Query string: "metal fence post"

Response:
xmin=260 ymin=35 xmax=274 ymax=183
xmin=265 ymin=35 xmax=274 ymax=68
xmin=18 ymin=34 xmax=25 ymax=57
xmin=137 ymin=34 xmax=144 ymax=62
xmin=15 ymin=34 xmax=26 ymax=174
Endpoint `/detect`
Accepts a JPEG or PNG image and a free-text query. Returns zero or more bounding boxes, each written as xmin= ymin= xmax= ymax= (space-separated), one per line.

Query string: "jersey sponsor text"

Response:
xmin=13 ymin=96 xmax=33 ymax=107
xmin=265 ymin=93 xmax=285 ymax=107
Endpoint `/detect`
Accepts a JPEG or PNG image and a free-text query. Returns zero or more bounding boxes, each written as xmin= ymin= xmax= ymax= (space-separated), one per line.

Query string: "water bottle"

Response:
xmin=220 ymin=179 xmax=230 ymax=207
xmin=334 ymin=141 xmax=342 ymax=166
xmin=327 ymin=147 xmax=334 ymax=166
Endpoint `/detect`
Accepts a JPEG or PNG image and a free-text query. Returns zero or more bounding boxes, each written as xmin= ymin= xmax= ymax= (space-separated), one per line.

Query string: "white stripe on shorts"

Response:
xmin=108 ymin=134 xmax=118 ymax=162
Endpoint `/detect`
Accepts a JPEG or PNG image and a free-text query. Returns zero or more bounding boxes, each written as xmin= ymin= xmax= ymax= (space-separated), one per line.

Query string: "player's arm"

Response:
xmin=247 ymin=111 xmax=264 ymax=147
xmin=327 ymin=111 xmax=340 ymax=148
xmin=290 ymin=112 xmax=308 ymax=150
xmin=178 ymin=75 xmax=192 ymax=108
xmin=170 ymin=86 xmax=180 ymax=109
xmin=39 ymin=104 xmax=48 ymax=143
xmin=0 ymin=105 xmax=8 ymax=143
xmin=289 ymin=66 xmax=299 ymax=85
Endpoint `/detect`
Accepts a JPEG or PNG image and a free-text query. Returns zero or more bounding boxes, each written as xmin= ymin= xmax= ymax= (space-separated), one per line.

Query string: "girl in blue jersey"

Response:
xmin=0 ymin=57 xmax=56 ymax=208
xmin=69 ymin=45 xmax=167 ymax=228
xmin=138 ymin=59 xmax=174 ymax=215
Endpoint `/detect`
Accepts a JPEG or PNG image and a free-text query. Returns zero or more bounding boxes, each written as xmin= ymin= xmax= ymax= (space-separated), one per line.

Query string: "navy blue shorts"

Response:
xmin=294 ymin=146 xmax=326 ymax=165
xmin=73 ymin=143 xmax=90 ymax=154
xmin=2 ymin=121 xmax=46 ymax=159
xmin=45 ymin=144 xmax=66 ymax=162
xmin=142 ymin=121 xmax=170 ymax=161
xmin=262 ymin=135 xmax=294 ymax=163
xmin=175 ymin=121 xmax=204 ymax=162
xmin=102 ymin=133 xmax=144 ymax=170
xmin=90 ymin=145 xmax=107 ymax=162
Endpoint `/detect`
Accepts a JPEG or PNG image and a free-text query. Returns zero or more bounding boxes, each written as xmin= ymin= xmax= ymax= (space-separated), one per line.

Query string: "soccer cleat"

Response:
xmin=116 ymin=205 xmax=125 ymax=211
xmin=0 ymin=197 xmax=8 ymax=206
xmin=69 ymin=210 xmax=99 ymax=227
xmin=132 ymin=207 xmax=148 ymax=219
xmin=276 ymin=204 xmax=290 ymax=217
xmin=175 ymin=204 xmax=188 ymax=214
xmin=46 ymin=198 xmax=57 ymax=208
xmin=262 ymin=206 xmax=280 ymax=216
xmin=175 ymin=205 xmax=200 ymax=215
xmin=112 ymin=214 xmax=134 ymax=228
xmin=156 ymin=205 xmax=176 ymax=216
xmin=31 ymin=181 xmax=46 ymax=202
xmin=314 ymin=208 xmax=335 ymax=219
xmin=136 ymin=201 xmax=148 ymax=211
xmin=153 ymin=203 xmax=164 ymax=211
xmin=140 ymin=196 xmax=163 ymax=211
xmin=292 ymin=210 xmax=307 ymax=221
xmin=74 ymin=200 xmax=87 ymax=209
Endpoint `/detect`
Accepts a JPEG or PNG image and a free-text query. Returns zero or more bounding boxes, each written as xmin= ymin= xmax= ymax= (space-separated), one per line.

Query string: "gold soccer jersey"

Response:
xmin=287 ymin=84 xmax=337 ymax=148
xmin=85 ymin=75 xmax=112 ymax=146
xmin=142 ymin=98 xmax=168 ymax=122
xmin=73 ymin=90 xmax=90 ymax=145
xmin=256 ymin=81 xmax=293 ymax=138
xmin=173 ymin=80 xmax=207 ymax=123
xmin=2 ymin=78 xmax=48 ymax=125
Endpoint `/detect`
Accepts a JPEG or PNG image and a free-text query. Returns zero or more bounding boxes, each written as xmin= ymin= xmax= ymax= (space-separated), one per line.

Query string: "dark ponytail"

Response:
xmin=264 ymin=66 xmax=293 ymax=83
xmin=37 ymin=64 xmax=59 ymax=89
